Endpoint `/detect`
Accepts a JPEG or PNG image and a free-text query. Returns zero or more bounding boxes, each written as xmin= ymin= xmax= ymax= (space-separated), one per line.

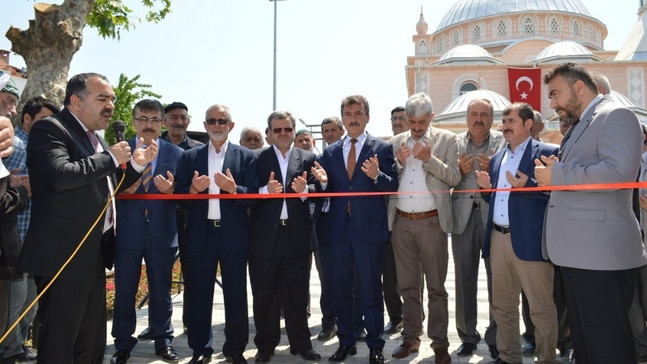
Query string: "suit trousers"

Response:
xmin=183 ymin=222 xmax=248 ymax=358
xmin=490 ymin=230 xmax=557 ymax=364
xmin=392 ymin=214 xmax=449 ymax=348
xmin=452 ymin=205 xmax=497 ymax=345
xmin=0 ymin=276 xmax=37 ymax=358
xmin=331 ymin=217 xmax=385 ymax=349
xmin=34 ymin=263 xmax=106 ymax=364
xmin=249 ymin=226 xmax=313 ymax=353
xmin=382 ymin=236 xmax=403 ymax=322
xmin=561 ymin=266 xmax=637 ymax=364
xmin=112 ymin=228 xmax=176 ymax=352
xmin=629 ymin=264 xmax=647 ymax=357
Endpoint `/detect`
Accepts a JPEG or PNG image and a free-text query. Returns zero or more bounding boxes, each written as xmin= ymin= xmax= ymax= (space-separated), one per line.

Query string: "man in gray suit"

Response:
xmin=536 ymin=62 xmax=647 ymax=364
xmin=387 ymin=93 xmax=460 ymax=363
xmin=451 ymin=98 xmax=505 ymax=359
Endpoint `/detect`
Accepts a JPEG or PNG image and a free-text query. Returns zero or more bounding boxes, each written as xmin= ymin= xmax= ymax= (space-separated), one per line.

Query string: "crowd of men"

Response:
xmin=0 ymin=61 xmax=646 ymax=364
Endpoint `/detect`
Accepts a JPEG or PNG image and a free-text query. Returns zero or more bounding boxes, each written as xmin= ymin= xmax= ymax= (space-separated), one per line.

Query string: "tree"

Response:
xmin=6 ymin=0 xmax=171 ymax=115
xmin=104 ymin=73 xmax=162 ymax=145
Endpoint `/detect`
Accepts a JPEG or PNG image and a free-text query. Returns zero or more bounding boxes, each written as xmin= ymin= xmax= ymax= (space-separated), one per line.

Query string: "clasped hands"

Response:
xmin=396 ymin=140 xmax=432 ymax=166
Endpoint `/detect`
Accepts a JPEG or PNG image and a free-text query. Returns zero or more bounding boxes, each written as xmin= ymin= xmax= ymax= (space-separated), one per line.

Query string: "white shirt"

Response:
xmin=207 ymin=141 xmax=228 ymax=220
xmin=492 ymin=137 xmax=531 ymax=226
xmin=344 ymin=132 xmax=367 ymax=169
xmin=395 ymin=134 xmax=436 ymax=213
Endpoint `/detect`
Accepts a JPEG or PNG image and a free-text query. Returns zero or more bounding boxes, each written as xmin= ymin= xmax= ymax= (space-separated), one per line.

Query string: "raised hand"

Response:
xmin=311 ymin=161 xmax=328 ymax=183
xmin=267 ymin=171 xmax=283 ymax=194
xmin=361 ymin=154 xmax=380 ymax=180
xmin=458 ymin=153 xmax=474 ymax=176
xmin=214 ymin=168 xmax=237 ymax=194
xmin=505 ymin=170 xmax=528 ymax=188
xmin=412 ymin=139 xmax=431 ymax=163
xmin=189 ymin=170 xmax=211 ymax=194
xmin=396 ymin=142 xmax=411 ymax=166
xmin=291 ymin=171 xmax=308 ymax=193
xmin=153 ymin=171 xmax=175 ymax=194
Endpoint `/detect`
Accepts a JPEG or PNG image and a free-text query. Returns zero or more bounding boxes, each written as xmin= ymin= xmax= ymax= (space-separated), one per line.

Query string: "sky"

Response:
xmin=0 ymin=0 xmax=642 ymax=147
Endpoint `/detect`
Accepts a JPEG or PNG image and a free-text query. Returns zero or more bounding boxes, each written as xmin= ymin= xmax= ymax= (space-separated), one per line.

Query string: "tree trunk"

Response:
xmin=5 ymin=0 xmax=96 ymax=116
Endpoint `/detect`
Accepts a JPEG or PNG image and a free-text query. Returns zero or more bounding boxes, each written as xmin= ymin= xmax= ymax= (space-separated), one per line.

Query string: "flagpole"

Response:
xmin=270 ymin=0 xmax=287 ymax=111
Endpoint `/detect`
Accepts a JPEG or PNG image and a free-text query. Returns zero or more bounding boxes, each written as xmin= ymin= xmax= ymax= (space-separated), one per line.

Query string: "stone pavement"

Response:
xmin=104 ymin=243 xmax=572 ymax=364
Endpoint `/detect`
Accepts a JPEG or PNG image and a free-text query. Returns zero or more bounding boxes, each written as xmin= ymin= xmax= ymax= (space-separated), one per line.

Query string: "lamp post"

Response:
xmin=270 ymin=0 xmax=286 ymax=110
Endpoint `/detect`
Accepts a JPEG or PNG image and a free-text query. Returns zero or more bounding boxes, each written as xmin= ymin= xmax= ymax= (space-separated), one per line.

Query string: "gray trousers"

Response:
xmin=0 ymin=276 xmax=37 ymax=358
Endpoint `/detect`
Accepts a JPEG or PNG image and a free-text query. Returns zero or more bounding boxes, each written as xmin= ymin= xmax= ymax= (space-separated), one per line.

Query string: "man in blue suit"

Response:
xmin=475 ymin=103 xmax=558 ymax=364
xmin=175 ymin=104 xmax=258 ymax=364
xmin=318 ymin=95 xmax=398 ymax=364
xmin=111 ymin=99 xmax=183 ymax=364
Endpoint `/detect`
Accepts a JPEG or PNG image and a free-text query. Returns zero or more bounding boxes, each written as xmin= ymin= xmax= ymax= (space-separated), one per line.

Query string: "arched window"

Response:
xmin=459 ymin=82 xmax=478 ymax=95
xmin=452 ymin=29 xmax=462 ymax=47
xmin=549 ymin=17 xmax=560 ymax=35
xmin=571 ymin=19 xmax=581 ymax=37
xmin=522 ymin=17 xmax=535 ymax=36
xmin=588 ymin=24 xmax=595 ymax=42
xmin=497 ymin=20 xmax=508 ymax=37
xmin=473 ymin=24 xmax=482 ymax=41
xmin=437 ymin=35 xmax=445 ymax=53
xmin=418 ymin=39 xmax=427 ymax=55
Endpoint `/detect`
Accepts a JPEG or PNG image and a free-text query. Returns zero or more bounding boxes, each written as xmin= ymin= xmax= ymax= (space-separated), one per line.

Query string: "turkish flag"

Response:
xmin=508 ymin=67 xmax=542 ymax=112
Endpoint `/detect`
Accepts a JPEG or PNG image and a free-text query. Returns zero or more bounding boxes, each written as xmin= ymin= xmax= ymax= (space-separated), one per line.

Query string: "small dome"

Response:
xmin=436 ymin=44 xmax=503 ymax=65
xmin=533 ymin=41 xmax=601 ymax=63
xmin=416 ymin=9 xmax=428 ymax=35
xmin=435 ymin=90 xmax=511 ymax=123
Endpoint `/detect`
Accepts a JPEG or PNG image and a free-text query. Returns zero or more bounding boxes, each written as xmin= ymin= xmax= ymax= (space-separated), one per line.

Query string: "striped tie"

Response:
xmin=142 ymin=163 xmax=153 ymax=192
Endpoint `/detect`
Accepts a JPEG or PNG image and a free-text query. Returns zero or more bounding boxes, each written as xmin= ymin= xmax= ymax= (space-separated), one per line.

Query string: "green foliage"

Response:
xmin=105 ymin=73 xmax=162 ymax=145
xmin=87 ymin=0 xmax=172 ymax=40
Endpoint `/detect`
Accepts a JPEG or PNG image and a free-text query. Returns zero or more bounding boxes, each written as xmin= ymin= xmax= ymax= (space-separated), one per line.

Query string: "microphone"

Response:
xmin=112 ymin=120 xmax=127 ymax=169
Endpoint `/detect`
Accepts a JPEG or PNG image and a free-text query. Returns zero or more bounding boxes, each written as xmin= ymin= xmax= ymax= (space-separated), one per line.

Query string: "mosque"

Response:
xmin=408 ymin=0 xmax=647 ymax=142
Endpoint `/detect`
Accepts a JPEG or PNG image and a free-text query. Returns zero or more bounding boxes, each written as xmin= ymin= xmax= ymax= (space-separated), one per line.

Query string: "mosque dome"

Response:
xmin=435 ymin=90 xmax=510 ymax=123
xmin=436 ymin=0 xmax=594 ymax=32
xmin=533 ymin=41 xmax=602 ymax=63
xmin=436 ymin=44 xmax=503 ymax=65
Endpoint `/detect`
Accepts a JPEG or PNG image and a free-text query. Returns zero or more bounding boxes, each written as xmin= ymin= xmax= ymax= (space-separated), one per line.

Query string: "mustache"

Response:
xmin=142 ymin=128 xmax=156 ymax=133
xmin=473 ymin=121 xmax=485 ymax=127
xmin=348 ymin=122 xmax=360 ymax=127
xmin=101 ymin=108 xmax=113 ymax=117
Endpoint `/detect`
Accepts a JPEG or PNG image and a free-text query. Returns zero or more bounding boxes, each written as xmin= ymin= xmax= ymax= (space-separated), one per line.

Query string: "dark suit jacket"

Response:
xmin=175 ymin=142 xmax=258 ymax=255
xmin=0 ymin=177 xmax=27 ymax=279
xmin=249 ymin=146 xmax=319 ymax=257
xmin=482 ymin=138 xmax=558 ymax=261
xmin=19 ymin=108 xmax=141 ymax=281
xmin=318 ymin=133 xmax=398 ymax=244
xmin=115 ymin=138 xmax=183 ymax=250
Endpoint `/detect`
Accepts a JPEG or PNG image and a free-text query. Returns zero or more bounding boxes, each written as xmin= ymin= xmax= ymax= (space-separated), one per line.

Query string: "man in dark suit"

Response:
xmin=18 ymin=73 xmax=157 ymax=364
xmin=476 ymin=103 xmax=558 ymax=364
xmin=536 ymin=62 xmax=647 ymax=364
xmin=110 ymin=99 xmax=183 ymax=364
xmin=249 ymin=110 xmax=324 ymax=363
xmin=174 ymin=104 xmax=258 ymax=364
xmin=318 ymin=95 xmax=398 ymax=364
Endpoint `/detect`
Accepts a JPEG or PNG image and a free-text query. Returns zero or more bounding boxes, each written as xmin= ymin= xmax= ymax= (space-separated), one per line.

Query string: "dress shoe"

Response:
xmin=329 ymin=345 xmax=357 ymax=361
xmin=110 ymin=350 xmax=130 ymax=364
xmin=383 ymin=319 xmax=403 ymax=334
xmin=137 ymin=326 xmax=154 ymax=340
xmin=156 ymin=346 xmax=180 ymax=362
xmin=317 ymin=325 xmax=337 ymax=341
xmin=456 ymin=343 xmax=476 ymax=356
xmin=489 ymin=344 xmax=500 ymax=359
xmin=369 ymin=348 xmax=385 ymax=364
xmin=522 ymin=342 xmax=536 ymax=357
xmin=433 ymin=347 xmax=451 ymax=364
xmin=290 ymin=349 xmax=322 ymax=361
xmin=355 ymin=327 xmax=367 ymax=341
xmin=188 ymin=354 xmax=212 ymax=364
xmin=254 ymin=351 xmax=273 ymax=363
xmin=392 ymin=341 xmax=419 ymax=359
xmin=226 ymin=354 xmax=248 ymax=364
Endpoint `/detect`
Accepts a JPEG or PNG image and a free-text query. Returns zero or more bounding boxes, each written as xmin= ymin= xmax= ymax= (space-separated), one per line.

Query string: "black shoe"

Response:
xmin=254 ymin=351 xmax=273 ymax=363
xmin=188 ymin=354 xmax=212 ymax=364
xmin=369 ymin=348 xmax=384 ymax=364
xmin=137 ymin=326 xmax=154 ymax=341
xmin=354 ymin=327 xmax=367 ymax=341
xmin=290 ymin=349 xmax=321 ymax=361
xmin=318 ymin=325 xmax=338 ymax=341
xmin=110 ymin=350 xmax=130 ymax=364
xmin=456 ymin=343 xmax=477 ymax=356
xmin=329 ymin=345 xmax=357 ymax=361
xmin=383 ymin=319 xmax=403 ymax=334
xmin=489 ymin=344 xmax=500 ymax=359
xmin=21 ymin=346 xmax=36 ymax=361
xmin=156 ymin=346 xmax=179 ymax=363
xmin=522 ymin=342 xmax=536 ymax=357
xmin=226 ymin=354 xmax=248 ymax=364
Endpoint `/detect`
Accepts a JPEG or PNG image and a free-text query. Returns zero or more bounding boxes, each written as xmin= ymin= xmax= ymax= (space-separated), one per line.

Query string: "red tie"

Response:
xmin=347 ymin=138 xmax=357 ymax=180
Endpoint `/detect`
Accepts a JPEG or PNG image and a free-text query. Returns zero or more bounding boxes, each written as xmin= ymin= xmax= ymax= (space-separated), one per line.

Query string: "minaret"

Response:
xmin=416 ymin=6 xmax=428 ymax=35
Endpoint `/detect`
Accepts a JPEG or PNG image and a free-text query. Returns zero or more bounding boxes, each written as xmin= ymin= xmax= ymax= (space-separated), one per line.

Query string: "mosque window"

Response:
xmin=438 ymin=35 xmax=445 ymax=53
xmin=496 ymin=20 xmax=508 ymax=38
xmin=459 ymin=82 xmax=478 ymax=95
xmin=418 ymin=39 xmax=428 ymax=54
xmin=571 ymin=19 xmax=581 ymax=37
xmin=522 ymin=17 xmax=535 ymax=36
xmin=588 ymin=24 xmax=595 ymax=42
xmin=472 ymin=24 xmax=482 ymax=42
xmin=549 ymin=17 xmax=560 ymax=35
xmin=452 ymin=29 xmax=462 ymax=47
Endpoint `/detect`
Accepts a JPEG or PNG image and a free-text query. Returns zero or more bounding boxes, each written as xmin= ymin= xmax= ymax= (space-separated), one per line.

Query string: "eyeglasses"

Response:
xmin=272 ymin=127 xmax=294 ymax=134
xmin=391 ymin=116 xmax=407 ymax=122
xmin=134 ymin=116 xmax=163 ymax=123
xmin=205 ymin=118 xmax=230 ymax=125
xmin=244 ymin=137 xmax=262 ymax=142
